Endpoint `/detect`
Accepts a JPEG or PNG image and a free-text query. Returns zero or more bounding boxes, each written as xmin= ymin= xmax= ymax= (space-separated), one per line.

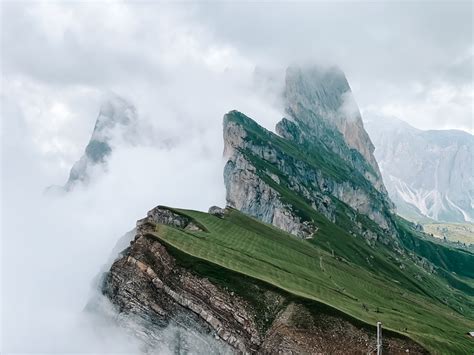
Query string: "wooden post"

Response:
xmin=376 ymin=322 xmax=382 ymax=355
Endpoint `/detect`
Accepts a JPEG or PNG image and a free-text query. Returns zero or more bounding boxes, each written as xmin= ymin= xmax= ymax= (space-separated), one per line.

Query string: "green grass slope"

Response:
xmin=149 ymin=207 xmax=474 ymax=354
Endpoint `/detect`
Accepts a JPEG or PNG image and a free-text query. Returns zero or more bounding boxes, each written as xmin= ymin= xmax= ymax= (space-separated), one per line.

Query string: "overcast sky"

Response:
xmin=2 ymin=1 xmax=473 ymax=175
xmin=0 ymin=1 xmax=473 ymax=353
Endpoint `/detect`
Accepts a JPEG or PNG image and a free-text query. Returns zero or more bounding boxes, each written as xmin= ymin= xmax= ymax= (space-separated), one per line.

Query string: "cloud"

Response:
xmin=362 ymin=82 xmax=473 ymax=133
xmin=1 ymin=3 xmax=284 ymax=352
xmin=190 ymin=1 xmax=473 ymax=132
xmin=0 ymin=100 xmax=228 ymax=352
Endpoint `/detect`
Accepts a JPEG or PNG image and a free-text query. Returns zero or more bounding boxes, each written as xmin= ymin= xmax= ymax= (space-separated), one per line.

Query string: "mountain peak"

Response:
xmin=283 ymin=65 xmax=381 ymax=183
xmin=285 ymin=65 xmax=349 ymax=117
xmin=64 ymin=94 xmax=137 ymax=190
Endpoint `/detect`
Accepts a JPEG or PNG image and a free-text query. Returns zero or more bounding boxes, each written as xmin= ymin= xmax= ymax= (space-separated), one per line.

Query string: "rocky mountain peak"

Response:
xmin=222 ymin=66 xmax=398 ymax=239
xmin=91 ymin=94 xmax=137 ymax=142
xmin=285 ymin=65 xmax=350 ymax=119
xmin=223 ymin=109 xmax=395 ymax=240
xmin=64 ymin=94 xmax=137 ymax=190
xmin=284 ymin=66 xmax=382 ymax=185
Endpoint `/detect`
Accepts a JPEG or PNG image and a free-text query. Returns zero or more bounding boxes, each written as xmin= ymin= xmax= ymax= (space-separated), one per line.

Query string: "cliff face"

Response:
xmin=64 ymin=94 xmax=137 ymax=190
xmin=365 ymin=116 xmax=474 ymax=223
xmin=284 ymin=66 xmax=385 ymax=193
xmin=102 ymin=206 xmax=425 ymax=354
xmin=223 ymin=67 xmax=394 ymax=239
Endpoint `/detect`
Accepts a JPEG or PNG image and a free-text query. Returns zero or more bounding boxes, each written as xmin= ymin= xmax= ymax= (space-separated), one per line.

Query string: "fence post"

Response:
xmin=376 ymin=322 xmax=382 ymax=355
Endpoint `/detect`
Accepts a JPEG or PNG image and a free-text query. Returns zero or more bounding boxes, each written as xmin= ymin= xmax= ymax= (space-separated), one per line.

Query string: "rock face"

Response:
xmin=284 ymin=66 xmax=383 ymax=189
xmin=224 ymin=66 xmax=394 ymax=239
xmin=365 ymin=115 xmax=474 ymax=223
xmin=64 ymin=94 xmax=137 ymax=190
xmin=102 ymin=206 xmax=426 ymax=354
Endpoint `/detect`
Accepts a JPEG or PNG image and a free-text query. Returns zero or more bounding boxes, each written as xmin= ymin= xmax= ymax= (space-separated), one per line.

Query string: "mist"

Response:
xmin=1 ymin=1 xmax=472 ymax=353
xmin=1 ymin=4 xmax=285 ymax=352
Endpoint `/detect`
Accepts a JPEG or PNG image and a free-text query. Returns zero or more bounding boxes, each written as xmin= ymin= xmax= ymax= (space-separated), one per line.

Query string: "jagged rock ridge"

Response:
xmin=224 ymin=66 xmax=395 ymax=239
xmin=365 ymin=115 xmax=474 ymax=223
xmin=284 ymin=66 xmax=386 ymax=193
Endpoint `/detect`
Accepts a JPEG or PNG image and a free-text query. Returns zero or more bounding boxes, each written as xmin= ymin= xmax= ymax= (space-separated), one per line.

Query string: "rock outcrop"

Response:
xmin=223 ymin=66 xmax=396 ymax=240
xmin=365 ymin=115 xmax=474 ymax=223
xmin=208 ymin=206 xmax=226 ymax=218
xmin=102 ymin=206 xmax=426 ymax=354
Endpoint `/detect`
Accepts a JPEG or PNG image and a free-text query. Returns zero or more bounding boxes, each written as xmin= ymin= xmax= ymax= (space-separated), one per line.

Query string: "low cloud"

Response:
xmin=1 ymin=4 xmax=284 ymax=352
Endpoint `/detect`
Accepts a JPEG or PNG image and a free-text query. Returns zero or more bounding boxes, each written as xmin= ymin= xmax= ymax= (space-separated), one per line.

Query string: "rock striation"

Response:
xmin=102 ymin=206 xmax=426 ymax=354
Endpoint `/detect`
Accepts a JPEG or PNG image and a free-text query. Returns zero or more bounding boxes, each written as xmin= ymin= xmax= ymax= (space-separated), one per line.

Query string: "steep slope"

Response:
xmin=284 ymin=66 xmax=383 ymax=188
xmin=365 ymin=116 xmax=474 ymax=223
xmin=64 ymin=94 xmax=137 ymax=190
xmin=103 ymin=205 xmax=473 ymax=354
xmin=225 ymin=66 xmax=394 ymax=239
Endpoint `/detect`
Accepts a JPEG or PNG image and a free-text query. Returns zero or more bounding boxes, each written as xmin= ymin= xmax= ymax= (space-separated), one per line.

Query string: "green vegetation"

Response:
xmin=226 ymin=111 xmax=391 ymax=229
xmin=228 ymin=111 xmax=380 ymax=197
xmin=214 ymin=110 xmax=474 ymax=353
xmin=164 ymin=233 xmax=416 ymax=341
xmin=150 ymin=207 xmax=474 ymax=354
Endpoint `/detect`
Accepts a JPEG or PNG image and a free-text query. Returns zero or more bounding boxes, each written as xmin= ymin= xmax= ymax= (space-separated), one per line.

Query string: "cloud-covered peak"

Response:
xmin=283 ymin=65 xmax=381 ymax=181
xmin=64 ymin=94 xmax=137 ymax=190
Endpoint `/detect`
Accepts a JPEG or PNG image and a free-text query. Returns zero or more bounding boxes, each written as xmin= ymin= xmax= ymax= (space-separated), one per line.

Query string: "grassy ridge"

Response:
xmin=150 ymin=208 xmax=474 ymax=354
xmin=229 ymin=111 xmax=378 ymax=195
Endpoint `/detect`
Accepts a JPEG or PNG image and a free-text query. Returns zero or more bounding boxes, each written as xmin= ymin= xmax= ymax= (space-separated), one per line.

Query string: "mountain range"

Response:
xmin=365 ymin=116 xmax=473 ymax=223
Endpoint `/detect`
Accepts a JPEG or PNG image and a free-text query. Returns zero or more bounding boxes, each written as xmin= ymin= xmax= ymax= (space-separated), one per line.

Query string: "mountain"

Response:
xmin=102 ymin=206 xmax=429 ymax=354
xmin=64 ymin=94 xmax=137 ymax=190
xmin=100 ymin=66 xmax=474 ymax=354
xmin=224 ymin=66 xmax=394 ymax=238
xmin=284 ymin=66 xmax=383 ymax=186
xmin=365 ymin=116 xmax=474 ymax=223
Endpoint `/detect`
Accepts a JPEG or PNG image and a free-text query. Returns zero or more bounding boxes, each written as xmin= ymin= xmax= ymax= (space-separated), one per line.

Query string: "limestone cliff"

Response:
xmin=284 ymin=66 xmax=385 ymax=193
xmin=224 ymin=66 xmax=395 ymax=240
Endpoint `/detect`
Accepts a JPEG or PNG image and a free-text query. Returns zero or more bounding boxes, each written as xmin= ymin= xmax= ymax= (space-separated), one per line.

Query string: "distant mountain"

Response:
xmin=365 ymin=116 xmax=473 ymax=223
xmin=64 ymin=94 xmax=137 ymax=190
